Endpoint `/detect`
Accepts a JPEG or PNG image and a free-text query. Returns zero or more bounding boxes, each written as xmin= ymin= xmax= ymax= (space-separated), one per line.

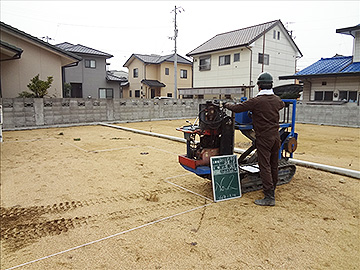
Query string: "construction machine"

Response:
xmin=177 ymin=99 xmax=298 ymax=193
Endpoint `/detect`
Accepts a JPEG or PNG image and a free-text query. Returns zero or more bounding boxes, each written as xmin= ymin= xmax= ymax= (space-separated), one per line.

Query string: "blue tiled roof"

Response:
xmin=295 ymin=56 xmax=353 ymax=75
xmin=279 ymin=56 xmax=360 ymax=80
xmin=341 ymin=61 xmax=360 ymax=72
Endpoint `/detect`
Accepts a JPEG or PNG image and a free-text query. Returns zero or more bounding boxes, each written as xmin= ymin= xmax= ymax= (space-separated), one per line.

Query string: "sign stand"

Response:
xmin=210 ymin=154 xmax=241 ymax=202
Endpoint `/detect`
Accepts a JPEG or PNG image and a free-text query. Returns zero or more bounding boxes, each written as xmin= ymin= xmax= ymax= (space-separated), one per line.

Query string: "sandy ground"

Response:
xmin=0 ymin=119 xmax=359 ymax=270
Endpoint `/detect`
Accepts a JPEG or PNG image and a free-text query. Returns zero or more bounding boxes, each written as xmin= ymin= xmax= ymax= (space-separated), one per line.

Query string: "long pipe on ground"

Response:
xmin=99 ymin=122 xmax=360 ymax=179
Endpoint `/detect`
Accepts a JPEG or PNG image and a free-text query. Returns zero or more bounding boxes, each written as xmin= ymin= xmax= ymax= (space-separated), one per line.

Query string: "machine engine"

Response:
xmin=177 ymin=100 xmax=234 ymax=171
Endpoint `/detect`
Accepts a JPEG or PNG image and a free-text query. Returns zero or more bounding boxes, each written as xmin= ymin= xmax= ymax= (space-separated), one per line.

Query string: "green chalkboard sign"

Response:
xmin=210 ymin=155 xmax=241 ymax=202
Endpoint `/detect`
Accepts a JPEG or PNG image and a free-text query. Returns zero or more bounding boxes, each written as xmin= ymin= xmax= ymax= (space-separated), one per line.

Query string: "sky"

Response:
xmin=1 ymin=1 xmax=359 ymax=72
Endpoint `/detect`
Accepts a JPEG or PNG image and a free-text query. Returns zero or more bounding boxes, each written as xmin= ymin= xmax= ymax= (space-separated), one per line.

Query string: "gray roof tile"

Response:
xmin=106 ymin=71 xmax=127 ymax=82
xmin=56 ymin=42 xmax=113 ymax=58
xmin=124 ymin=53 xmax=192 ymax=67
xmin=187 ymin=20 xmax=281 ymax=56
xmin=141 ymin=79 xmax=166 ymax=88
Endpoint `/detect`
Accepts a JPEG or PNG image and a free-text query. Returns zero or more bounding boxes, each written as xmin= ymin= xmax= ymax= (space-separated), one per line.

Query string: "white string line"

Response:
xmin=62 ymin=141 xmax=88 ymax=152
xmin=164 ymin=174 xmax=213 ymax=202
xmin=5 ymin=203 xmax=213 ymax=270
xmin=4 ymin=128 xmax=212 ymax=269
xmin=90 ymin=146 xmax=139 ymax=153
xmin=164 ymin=180 xmax=213 ymax=201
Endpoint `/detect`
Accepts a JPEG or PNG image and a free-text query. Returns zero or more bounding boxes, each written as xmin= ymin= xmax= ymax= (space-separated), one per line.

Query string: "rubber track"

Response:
xmin=239 ymin=160 xmax=296 ymax=193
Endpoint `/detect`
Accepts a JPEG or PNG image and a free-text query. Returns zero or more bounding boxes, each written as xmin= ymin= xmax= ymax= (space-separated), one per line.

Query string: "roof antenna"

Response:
xmin=285 ymin=22 xmax=296 ymax=39
xmin=41 ymin=36 xmax=54 ymax=43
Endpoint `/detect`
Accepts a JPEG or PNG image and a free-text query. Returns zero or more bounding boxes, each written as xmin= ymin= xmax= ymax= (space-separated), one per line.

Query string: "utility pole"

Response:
xmin=171 ymin=6 xmax=184 ymax=99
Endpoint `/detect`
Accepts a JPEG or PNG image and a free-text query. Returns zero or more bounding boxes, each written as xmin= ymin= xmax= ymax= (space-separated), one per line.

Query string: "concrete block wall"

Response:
xmin=1 ymin=98 xmax=359 ymax=130
xmin=1 ymin=98 xmax=200 ymax=129
xmin=295 ymin=103 xmax=359 ymax=127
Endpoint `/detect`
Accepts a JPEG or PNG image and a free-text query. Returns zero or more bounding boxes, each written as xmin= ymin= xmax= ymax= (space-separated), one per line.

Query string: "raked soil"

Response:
xmin=1 ymin=120 xmax=359 ymax=270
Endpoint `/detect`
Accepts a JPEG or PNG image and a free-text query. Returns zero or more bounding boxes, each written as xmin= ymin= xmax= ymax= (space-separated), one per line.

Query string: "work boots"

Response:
xmin=254 ymin=190 xmax=275 ymax=206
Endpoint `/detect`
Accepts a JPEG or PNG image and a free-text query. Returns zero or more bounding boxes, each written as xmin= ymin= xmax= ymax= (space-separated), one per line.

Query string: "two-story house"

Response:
xmin=56 ymin=42 xmax=128 ymax=99
xmin=181 ymin=20 xmax=302 ymax=99
xmin=0 ymin=22 xmax=81 ymax=98
xmin=280 ymin=24 xmax=360 ymax=104
xmin=123 ymin=53 xmax=192 ymax=99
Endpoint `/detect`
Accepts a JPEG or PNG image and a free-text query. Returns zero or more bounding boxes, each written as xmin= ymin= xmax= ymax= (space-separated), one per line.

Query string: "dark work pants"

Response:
xmin=256 ymin=134 xmax=281 ymax=192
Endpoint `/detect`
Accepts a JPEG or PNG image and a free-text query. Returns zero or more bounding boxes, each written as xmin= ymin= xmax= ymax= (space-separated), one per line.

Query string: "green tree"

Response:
xmin=64 ymin=82 xmax=71 ymax=98
xmin=18 ymin=74 xmax=53 ymax=98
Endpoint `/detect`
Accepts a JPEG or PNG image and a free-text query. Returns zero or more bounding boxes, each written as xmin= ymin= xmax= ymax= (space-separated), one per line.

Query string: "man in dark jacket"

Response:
xmin=225 ymin=72 xmax=285 ymax=206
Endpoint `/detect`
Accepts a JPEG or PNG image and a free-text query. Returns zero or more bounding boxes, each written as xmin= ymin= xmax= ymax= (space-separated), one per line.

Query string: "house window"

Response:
xmin=133 ymin=68 xmax=138 ymax=78
xmin=85 ymin=59 xmax=96 ymax=68
xmin=234 ymin=53 xmax=240 ymax=62
xmin=339 ymin=91 xmax=358 ymax=102
xmin=135 ymin=90 xmax=141 ymax=97
xmin=129 ymin=90 xmax=132 ymax=97
xmin=199 ymin=56 xmax=211 ymax=71
xmin=219 ymin=55 xmax=230 ymax=66
xmin=258 ymin=53 xmax=269 ymax=65
xmin=167 ymin=93 xmax=172 ymax=98
xmin=180 ymin=69 xmax=187 ymax=78
xmin=274 ymin=30 xmax=280 ymax=40
xmin=324 ymin=91 xmax=333 ymax=101
xmin=165 ymin=68 xmax=169 ymax=75
xmin=314 ymin=92 xmax=322 ymax=101
xmin=315 ymin=91 xmax=333 ymax=101
xmin=99 ymin=88 xmax=114 ymax=99
xmin=322 ymin=81 xmax=327 ymax=86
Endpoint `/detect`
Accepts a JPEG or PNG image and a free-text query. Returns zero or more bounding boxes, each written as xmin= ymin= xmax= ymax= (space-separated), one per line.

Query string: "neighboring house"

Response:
xmin=56 ymin=42 xmax=128 ymax=99
xmin=182 ymin=20 xmax=302 ymax=99
xmin=280 ymin=24 xmax=360 ymax=104
xmin=123 ymin=53 xmax=192 ymax=99
xmin=0 ymin=22 xmax=81 ymax=98
xmin=109 ymin=70 xmax=128 ymax=80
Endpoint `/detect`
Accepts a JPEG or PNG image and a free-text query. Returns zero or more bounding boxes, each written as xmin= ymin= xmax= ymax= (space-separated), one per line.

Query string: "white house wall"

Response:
xmin=307 ymin=77 xmax=360 ymax=101
xmin=353 ymin=31 xmax=360 ymax=62
xmin=191 ymin=24 xmax=300 ymax=97
xmin=250 ymin=24 xmax=299 ymax=94
xmin=192 ymin=47 xmax=251 ymax=88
